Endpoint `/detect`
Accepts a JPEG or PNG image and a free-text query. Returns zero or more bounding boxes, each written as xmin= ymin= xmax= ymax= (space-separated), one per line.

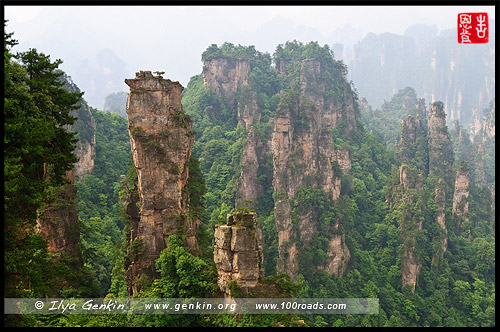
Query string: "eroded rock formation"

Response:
xmin=393 ymin=100 xmax=458 ymax=291
xmin=213 ymin=211 xmax=263 ymax=297
xmin=434 ymin=178 xmax=448 ymax=255
xmin=36 ymin=169 xmax=82 ymax=263
xmin=387 ymin=165 xmax=424 ymax=293
xmin=63 ymin=75 xmax=97 ymax=181
xmin=272 ymin=59 xmax=355 ymax=280
xmin=124 ymin=71 xmax=198 ymax=295
xmin=397 ymin=114 xmax=428 ymax=173
xmin=202 ymin=51 xmax=356 ymax=282
xmin=428 ymin=102 xmax=454 ymax=186
xmin=203 ymin=58 xmax=251 ymax=107
xmin=453 ymin=162 xmax=470 ymax=234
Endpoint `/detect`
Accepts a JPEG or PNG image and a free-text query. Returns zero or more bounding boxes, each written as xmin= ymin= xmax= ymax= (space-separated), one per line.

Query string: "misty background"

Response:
xmin=4 ymin=5 xmax=495 ymax=127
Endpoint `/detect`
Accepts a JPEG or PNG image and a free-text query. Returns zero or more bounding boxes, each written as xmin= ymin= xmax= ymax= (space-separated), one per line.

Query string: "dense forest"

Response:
xmin=4 ymin=24 xmax=495 ymax=328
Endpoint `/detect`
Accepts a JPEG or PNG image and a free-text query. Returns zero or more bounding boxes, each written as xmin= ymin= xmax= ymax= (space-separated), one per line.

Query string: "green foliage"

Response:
xmin=274 ymin=40 xmax=348 ymax=103
xmin=76 ymin=109 xmax=130 ymax=296
xmin=103 ymin=91 xmax=128 ymax=118
xmin=140 ymin=235 xmax=218 ymax=298
xmin=6 ymin=31 xmax=495 ymax=327
xmin=201 ymin=42 xmax=258 ymax=62
xmin=360 ymin=87 xmax=425 ymax=151
xmin=4 ymin=27 xmax=86 ymax=299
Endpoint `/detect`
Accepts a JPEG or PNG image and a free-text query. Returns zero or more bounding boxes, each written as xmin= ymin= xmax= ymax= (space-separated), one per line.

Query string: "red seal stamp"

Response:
xmin=458 ymin=13 xmax=489 ymax=44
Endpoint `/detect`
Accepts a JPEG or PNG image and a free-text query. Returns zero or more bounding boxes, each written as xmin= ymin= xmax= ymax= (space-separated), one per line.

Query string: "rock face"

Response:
xmin=124 ymin=71 xmax=198 ymax=295
xmin=63 ymin=76 xmax=97 ymax=181
xmin=392 ymin=100 xmax=458 ymax=291
xmin=350 ymin=28 xmax=495 ymax=125
xmin=272 ymin=59 xmax=355 ymax=280
xmin=434 ymin=178 xmax=448 ymax=255
xmin=203 ymin=58 xmax=251 ymax=107
xmin=398 ymin=114 xmax=429 ymax=173
xmin=71 ymin=104 xmax=96 ymax=181
xmin=481 ymin=99 xmax=495 ymax=143
xmin=236 ymin=127 xmax=268 ymax=209
xmin=213 ymin=211 xmax=264 ymax=296
xmin=427 ymin=101 xmax=455 ymax=263
xmin=200 ymin=59 xmax=266 ymax=290
xmin=453 ymin=162 xmax=470 ymax=234
xmin=36 ymin=169 xmax=82 ymax=262
xmin=472 ymin=100 xmax=495 ymax=186
xmin=235 ymin=85 xmax=267 ymax=210
xmin=202 ymin=50 xmax=355 ymax=282
xmin=428 ymin=102 xmax=454 ymax=186
xmin=200 ymin=57 xmax=266 ymax=210
xmin=37 ymin=76 xmax=89 ymax=264
xmin=104 ymin=91 xmax=128 ymax=118
xmin=387 ymin=165 xmax=424 ymax=293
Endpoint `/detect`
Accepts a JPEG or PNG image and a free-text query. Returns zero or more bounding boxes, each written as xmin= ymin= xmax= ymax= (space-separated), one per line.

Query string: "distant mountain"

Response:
xmin=103 ymin=91 xmax=128 ymax=118
xmin=73 ymin=48 xmax=129 ymax=109
xmin=349 ymin=21 xmax=495 ymax=127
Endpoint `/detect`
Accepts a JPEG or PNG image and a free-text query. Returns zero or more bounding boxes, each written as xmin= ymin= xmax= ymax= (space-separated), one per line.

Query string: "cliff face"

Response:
xmin=473 ymin=99 xmax=495 ymax=186
xmin=72 ymin=105 xmax=96 ymax=180
xmin=387 ymin=165 xmax=424 ymax=293
xmin=63 ymin=75 xmax=97 ymax=181
xmin=434 ymin=178 xmax=448 ymax=256
xmin=236 ymin=127 xmax=269 ymax=209
xmin=200 ymin=57 xmax=266 ymax=210
xmin=235 ymin=73 xmax=267 ymax=210
xmin=397 ymin=114 xmax=428 ymax=173
xmin=213 ymin=211 xmax=264 ymax=296
xmin=104 ymin=91 xmax=128 ymax=118
xmin=453 ymin=162 xmax=470 ymax=235
xmin=481 ymin=99 xmax=495 ymax=143
xmin=350 ymin=27 xmax=495 ymax=125
xmin=428 ymin=102 xmax=454 ymax=186
xmin=36 ymin=169 xmax=82 ymax=263
xmin=393 ymin=100 xmax=456 ymax=290
xmin=272 ymin=59 xmax=355 ymax=280
xmin=203 ymin=58 xmax=251 ymax=108
xmin=124 ymin=71 xmax=198 ymax=294
xmin=202 ymin=51 xmax=355 ymax=281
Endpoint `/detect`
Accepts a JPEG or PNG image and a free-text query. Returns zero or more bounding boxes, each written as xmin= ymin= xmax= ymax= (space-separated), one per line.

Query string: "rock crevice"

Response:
xmin=124 ymin=71 xmax=198 ymax=295
xmin=213 ymin=211 xmax=264 ymax=297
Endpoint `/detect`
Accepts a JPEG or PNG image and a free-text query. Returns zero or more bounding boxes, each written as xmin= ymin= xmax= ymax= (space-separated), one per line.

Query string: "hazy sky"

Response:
xmin=4 ymin=5 xmax=496 ymax=108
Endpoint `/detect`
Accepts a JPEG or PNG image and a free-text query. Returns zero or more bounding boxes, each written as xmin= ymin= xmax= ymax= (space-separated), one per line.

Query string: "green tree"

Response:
xmin=4 ymin=27 xmax=83 ymax=298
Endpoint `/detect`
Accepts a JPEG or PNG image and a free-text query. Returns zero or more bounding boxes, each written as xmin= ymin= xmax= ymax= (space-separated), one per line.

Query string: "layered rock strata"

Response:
xmin=213 ymin=211 xmax=264 ymax=297
xmin=434 ymin=178 xmax=448 ymax=255
xmin=36 ymin=169 xmax=82 ymax=263
xmin=202 ymin=54 xmax=355 ymax=282
xmin=428 ymin=102 xmax=454 ymax=186
xmin=203 ymin=58 xmax=251 ymax=108
xmin=395 ymin=165 xmax=424 ymax=293
xmin=124 ymin=71 xmax=198 ymax=295
xmin=453 ymin=162 xmax=470 ymax=234
xmin=272 ymin=59 xmax=354 ymax=280
xmin=63 ymin=76 xmax=97 ymax=181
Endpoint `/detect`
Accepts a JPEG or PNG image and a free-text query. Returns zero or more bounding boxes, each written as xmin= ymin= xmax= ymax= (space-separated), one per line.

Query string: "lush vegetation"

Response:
xmin=103 ymin=91 xmax=128 ymax=118
xmin=360 ymin=86 xmax=426 ymax=151
xmin=76 ymin=109 xmax=131 ymax=296
xmin=4 ymin=25 xmax=92 ymax=303
xmin=4 ymin=29 xmax=494 ymax=328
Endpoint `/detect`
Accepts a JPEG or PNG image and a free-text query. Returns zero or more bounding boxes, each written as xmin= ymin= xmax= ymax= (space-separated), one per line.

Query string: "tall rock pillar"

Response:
xmin=453 ymin=161 xmax=470 ymax=235
xmin=124 ymin=71 xmax=198 ymax=295
xmin=272 ymin=59 xmax=354 ymax=280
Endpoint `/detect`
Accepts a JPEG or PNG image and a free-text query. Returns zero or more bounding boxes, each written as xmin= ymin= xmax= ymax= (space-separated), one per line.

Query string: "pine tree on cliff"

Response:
xmin=4 ymin=27 xmax=83 ymax=297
